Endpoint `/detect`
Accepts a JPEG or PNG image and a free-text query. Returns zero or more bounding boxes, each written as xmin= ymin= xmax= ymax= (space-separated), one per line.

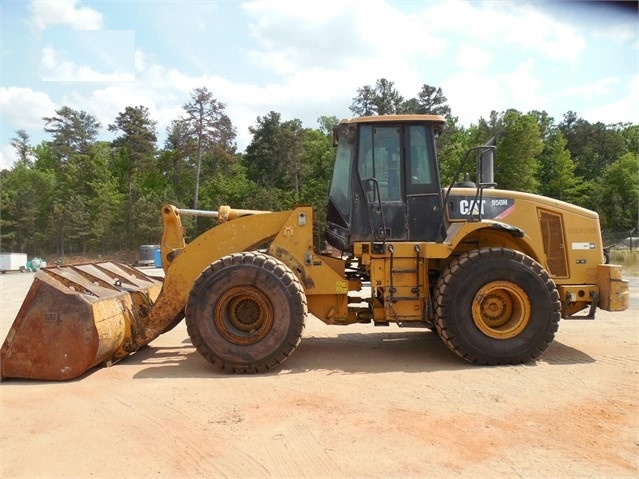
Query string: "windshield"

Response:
xmin=328 ymin=125 xmax=354 ymax=217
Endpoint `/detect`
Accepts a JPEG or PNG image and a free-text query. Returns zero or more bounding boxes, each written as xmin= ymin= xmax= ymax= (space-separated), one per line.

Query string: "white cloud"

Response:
xmin=85 ymin=85 xmax=183 ymax=140
xmin=0 ymin=87 xmax=57 ymax=130
xmin=41 ymin=46 xmax=134 ymax=82
xmin=69 ymin=52 xmax=356 ymax=150
xmin=562 ymin=77 xmax=619 ymax=99
xmin=240 ymin=0 xmax=588 ymax=123
xmin=591 ymin=21 xmax=637 ymax=45
xmin=41 ymin=46 xmax=57 ymax=69
xmin=1 ymin=144 xmax=19 ymax=171
xmin=419 ymin=0 xmax=486 ymax=32
xmin=505 ymin=58 xmax=545 ymax=112
xmin=0 ymin=87 xmax=56 ymax=169
xmin=243 ymin=0 xmax=445 ymax=76
xmin=582 ymin=74 xmax=639 ymax=125
xmin=38 ymin=58 xmax=243 ymax=147
xmin=504 ymin=4 xmax=585 ymax=62
xmin=425 ymin=1 xmax=585 ymax=63
xmin=244 ymin=0 xmax=367 ymax=74
xmin=28 ymin=0 xmax=103 ymax=30
xmin=56 ymin=76 xmax=183 ymax=142
xmin=2 ymin=0 xmax=634 ymax=169
xmin=456 ymin=43 xmax=492 ymax=70
xmin=442 ymin=72 xmax=506 ymax=124
xmin=134 ymin=50 xmax=148 ymax=72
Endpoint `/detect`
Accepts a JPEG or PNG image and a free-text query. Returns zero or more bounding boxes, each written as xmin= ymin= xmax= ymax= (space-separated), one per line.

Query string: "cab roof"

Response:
xmin=339 ymin=114 xmax=447 ymax=126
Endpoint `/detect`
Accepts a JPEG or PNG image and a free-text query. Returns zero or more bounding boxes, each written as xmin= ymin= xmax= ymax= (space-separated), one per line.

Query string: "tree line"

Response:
xmin=1 ymin=80 xmax=637 ymax=256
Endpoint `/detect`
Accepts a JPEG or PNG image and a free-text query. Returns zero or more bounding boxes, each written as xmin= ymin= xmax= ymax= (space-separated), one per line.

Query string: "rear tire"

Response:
xmin=185 ymin=252 xmax=307 ymax=373
xmin=435 ymin=248 xmax=560 ymax=365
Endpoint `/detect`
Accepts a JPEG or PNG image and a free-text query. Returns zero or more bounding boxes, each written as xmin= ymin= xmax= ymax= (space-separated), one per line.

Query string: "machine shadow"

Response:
xmin=131 ymin=330 xmax=463 ymax=379
xmin=540 ymin=340 xmax=595 ymax=365
xmin=130 ymin=330 xmax=595 ymax=379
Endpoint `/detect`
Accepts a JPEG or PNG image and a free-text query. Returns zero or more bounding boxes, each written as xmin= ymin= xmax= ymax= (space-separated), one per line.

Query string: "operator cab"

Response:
xmin=326 ymin=115 xmax=447 ymax=252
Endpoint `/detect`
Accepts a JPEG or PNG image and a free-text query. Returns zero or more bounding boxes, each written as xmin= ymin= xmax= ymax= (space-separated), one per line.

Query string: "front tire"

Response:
xmin=435 ymin=248 xmax=560 ymax=365
xmin=185 ymin=252 xmax=307 ymax=373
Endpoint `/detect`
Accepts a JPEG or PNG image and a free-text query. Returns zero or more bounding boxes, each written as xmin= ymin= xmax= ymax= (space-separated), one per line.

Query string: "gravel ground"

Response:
xmin=1 ymin=268 xmax=637 ymax=478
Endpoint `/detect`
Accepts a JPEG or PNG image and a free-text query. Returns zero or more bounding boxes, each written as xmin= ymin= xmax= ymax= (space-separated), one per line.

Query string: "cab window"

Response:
xmin=357 ymin=125 xmax=402 ymax=202
xmin=407 ymin=125 xmax=434 ymax=186
xmin=328 ymin=127 xmax=354 ymax=216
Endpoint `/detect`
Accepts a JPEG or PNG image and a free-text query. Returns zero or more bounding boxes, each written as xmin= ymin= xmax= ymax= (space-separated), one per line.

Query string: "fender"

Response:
xmin=440 ymin=220 xmax=540 ymax=261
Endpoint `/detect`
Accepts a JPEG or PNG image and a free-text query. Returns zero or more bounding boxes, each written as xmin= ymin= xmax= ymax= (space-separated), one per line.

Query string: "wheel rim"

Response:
xmin=472 ymin=281 xmax=531 ymax=339
xmin=214 ymin=286 xmax=274 ymax=345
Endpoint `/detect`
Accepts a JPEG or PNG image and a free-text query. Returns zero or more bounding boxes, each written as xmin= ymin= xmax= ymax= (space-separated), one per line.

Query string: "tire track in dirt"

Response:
xmin=387 ymin=395 xmax=637 ymax=476
xmin=239 ymin=384 xmax=347 ymax=478
xmin=118 ymin=385 xmax=258 ymax=477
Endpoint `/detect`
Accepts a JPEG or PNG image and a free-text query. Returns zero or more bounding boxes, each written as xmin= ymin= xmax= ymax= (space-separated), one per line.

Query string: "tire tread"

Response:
xmin=185 ymin=251 xmax=307 ymax=374
xmin=434 ymin=247 xmax=561 ymax=365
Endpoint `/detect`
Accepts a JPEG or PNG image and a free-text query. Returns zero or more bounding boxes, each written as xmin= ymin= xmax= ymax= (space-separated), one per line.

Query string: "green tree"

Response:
xmin=476 ymin=110 xmax=506 ymax=141
xmin=86 ymin=142 xmax=126 ymax=252
xmin=158 ymin=119 xmax=195 ymax=203
xmin=10 ymin=129 xmax=33 ymax=167
xmin=317 ymin=115 xmax=340 ymax=136
xmin=401 ymin=84 xmax=452 ymax=117
xmin=559 ymin=112 xmax=625 ymax=181
xmin=108 ymin=105 xmax=158 ymax=248
xmin=181 ymin=87 xmax=236 ymax=209
xmin=130 ymin=193 xmax=163 ymax=245
xmin=199 ymin=162 xmax=252 ymax=212
xmin=536 ymin=129 xmax=582 ymax=202
xmin=613 ymin=122 xmax=639 ymax=155
xmin=45 ymin=142 xmax=129 ymax=254
xmin=436 ymin=117 xmax=473 ymax=187
xmin=486 ymin=109 xmax=543 ymax=192
xmin=43 ymin=106 xmax=101 ymax=163
xmin=32 ymin=141 xmax=59 ymax=172
xmin=280 ymin=119 xmax=310 ymax=200
xmin=244 ymin=111 xmax=286 ymax=209
xmin=64 ymin=194 xmax=91 ymax=253
xmin=38 ymin=107 xmax=103 ymax=253
xmin=298 ymin=125 xmax=336 ymax=231
xmin=373 ymin=79 xmax=404 ymax=115
xmin=349 ymin=85 xmax=377 ymax=116
xmin=350 ymin=78 xmax=404 ymax=116
xmin=599 ymin=153 xmax=639 ymax=231
xmin=0 ymin=163 xmax=55 ymax=253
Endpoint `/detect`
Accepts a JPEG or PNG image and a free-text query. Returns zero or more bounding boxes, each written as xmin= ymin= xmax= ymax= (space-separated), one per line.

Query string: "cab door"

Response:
xmin=356 ymin=124 xmax=407 ymax=242
xmin=404 ymin=124 xmax=445 ymax=242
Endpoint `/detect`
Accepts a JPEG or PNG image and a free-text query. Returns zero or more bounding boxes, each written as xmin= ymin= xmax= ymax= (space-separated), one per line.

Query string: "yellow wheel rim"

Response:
xmin=472 ymin=281 xmax=531 ymax=339
xmin=214 ymin=286 xmax=274 ymax=345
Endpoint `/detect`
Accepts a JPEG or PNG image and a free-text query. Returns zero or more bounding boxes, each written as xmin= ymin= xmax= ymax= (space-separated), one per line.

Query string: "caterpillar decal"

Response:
xmin=448 ymin=195 xmax=515 ymax=220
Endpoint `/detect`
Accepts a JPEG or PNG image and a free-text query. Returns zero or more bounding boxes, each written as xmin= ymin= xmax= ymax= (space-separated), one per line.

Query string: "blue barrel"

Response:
xmin=153 ymin=248 xmax=162 ymax=267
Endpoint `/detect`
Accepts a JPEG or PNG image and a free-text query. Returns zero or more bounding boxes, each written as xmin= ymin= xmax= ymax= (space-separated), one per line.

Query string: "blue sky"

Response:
xmin=1 ymin=0 xmax=637 ymax=170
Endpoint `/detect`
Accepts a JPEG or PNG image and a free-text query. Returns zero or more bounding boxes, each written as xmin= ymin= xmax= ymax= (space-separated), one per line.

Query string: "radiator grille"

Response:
xmin=539 ymin=209 xmax=568 ymax=278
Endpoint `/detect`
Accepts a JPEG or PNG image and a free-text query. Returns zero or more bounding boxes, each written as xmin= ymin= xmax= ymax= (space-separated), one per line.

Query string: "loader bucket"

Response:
xmin=0 ymin=262 xmax=163 ymax=381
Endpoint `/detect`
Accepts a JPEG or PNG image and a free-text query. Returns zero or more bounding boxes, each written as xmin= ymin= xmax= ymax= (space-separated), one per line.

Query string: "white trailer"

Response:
xmin=0 ymin=253 xmax=28 ymax=273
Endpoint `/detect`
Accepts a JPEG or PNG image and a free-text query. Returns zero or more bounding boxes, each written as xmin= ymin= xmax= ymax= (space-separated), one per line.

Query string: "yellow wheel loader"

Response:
xmin=0 ymin=115 xmax=629 ymax=380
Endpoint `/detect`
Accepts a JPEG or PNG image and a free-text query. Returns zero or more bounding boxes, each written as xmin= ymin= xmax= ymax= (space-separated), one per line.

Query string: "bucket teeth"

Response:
xmin=0 ymin=262 xmax=163 ymax=381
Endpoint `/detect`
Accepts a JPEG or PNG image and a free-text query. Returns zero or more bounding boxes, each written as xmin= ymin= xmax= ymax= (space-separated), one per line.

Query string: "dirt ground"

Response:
xmin=0 ymin=268 xmax=637 ymax=478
